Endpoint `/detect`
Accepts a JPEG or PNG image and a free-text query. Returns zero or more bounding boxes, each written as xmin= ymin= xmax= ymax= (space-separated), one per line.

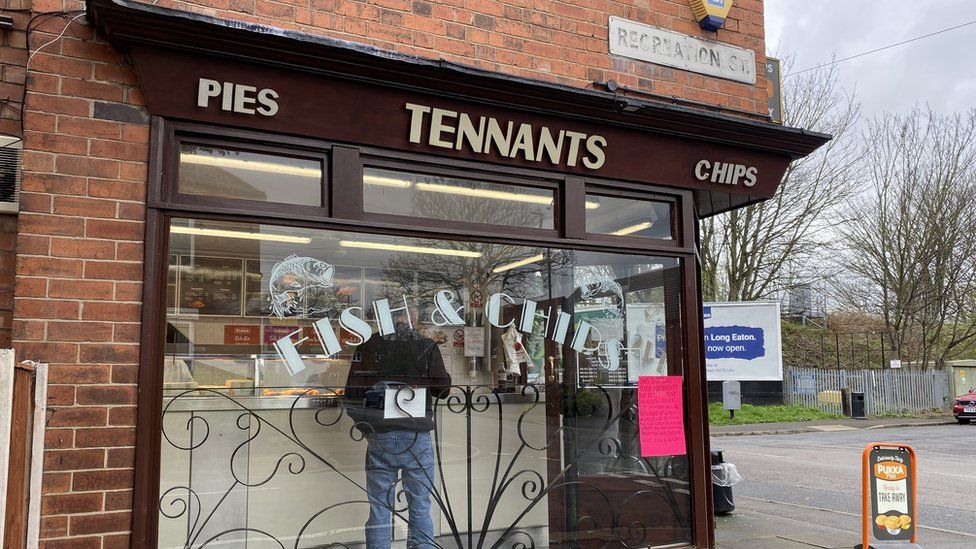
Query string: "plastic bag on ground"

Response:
xmin=711 ymin=462 xmax=743 ymax=487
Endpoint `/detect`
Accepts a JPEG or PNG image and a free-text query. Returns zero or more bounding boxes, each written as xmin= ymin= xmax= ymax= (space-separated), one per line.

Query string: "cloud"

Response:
xmin=765 ymin=0 xmax=976 ymax=117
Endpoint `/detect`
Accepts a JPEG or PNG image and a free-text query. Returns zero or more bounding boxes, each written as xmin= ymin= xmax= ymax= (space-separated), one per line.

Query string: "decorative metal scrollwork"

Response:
xmin=158 ymin=384 xmax=690 ymax=548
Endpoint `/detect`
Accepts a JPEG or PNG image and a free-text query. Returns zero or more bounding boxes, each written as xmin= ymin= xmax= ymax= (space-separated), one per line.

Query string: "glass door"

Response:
xmin=550 ymin=260 xmax=690 ymax=549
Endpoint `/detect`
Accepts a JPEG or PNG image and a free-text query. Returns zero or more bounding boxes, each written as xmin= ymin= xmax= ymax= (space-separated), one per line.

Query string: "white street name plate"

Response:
xmin=608 ymin=16 xmax=756 ymax=85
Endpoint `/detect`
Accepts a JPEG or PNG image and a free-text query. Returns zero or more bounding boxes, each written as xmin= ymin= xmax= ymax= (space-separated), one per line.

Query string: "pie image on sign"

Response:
xmin=875 ymin=513 xmax=912 ymax=535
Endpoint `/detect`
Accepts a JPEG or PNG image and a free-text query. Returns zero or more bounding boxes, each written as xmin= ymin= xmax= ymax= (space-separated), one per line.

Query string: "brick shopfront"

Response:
xmin=8 ymin=1 xmax=827 ymax=547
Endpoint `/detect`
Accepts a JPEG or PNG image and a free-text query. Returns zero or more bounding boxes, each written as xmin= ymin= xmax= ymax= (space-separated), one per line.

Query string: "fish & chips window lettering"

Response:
xmin=87 ymin=2 xmax=828 ymax=548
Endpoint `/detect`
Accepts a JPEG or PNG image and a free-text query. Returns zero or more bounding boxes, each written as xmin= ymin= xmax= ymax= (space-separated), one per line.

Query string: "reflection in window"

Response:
xmin=179 ymin=144 xmax=323 ymax=206
xmin=363 ymin=167 xmax=555 ymax=229
xmin=158 ymin=218 xmax=690 ymax=549
xmin=586 ymin=194 xmax=672 ymax=239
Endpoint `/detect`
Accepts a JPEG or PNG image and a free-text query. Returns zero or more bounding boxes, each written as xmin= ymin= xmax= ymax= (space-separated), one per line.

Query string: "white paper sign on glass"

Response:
xmin=464 ymin=327 xmax=485 ymax=358
xmin=384 ymin=387 xmax=427 ymax=419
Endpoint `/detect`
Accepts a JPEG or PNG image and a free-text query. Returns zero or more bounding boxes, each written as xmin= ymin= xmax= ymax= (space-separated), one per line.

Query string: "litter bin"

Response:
xmin=711 ymin=449 xmax=737 ymax=515
xmin=851 ymin=391 xmax=866 ymax=419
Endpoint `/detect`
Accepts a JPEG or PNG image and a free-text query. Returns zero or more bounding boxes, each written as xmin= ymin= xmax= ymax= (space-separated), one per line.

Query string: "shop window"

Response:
xmin=178 ymin=144 xmax=324 ymax=207
xmin=362 ymin=167 xmax=556 ymax=229
xmin=585 ymin=194 xmax=673 ymax=239
xmin=158 ymin=218 xmax=690 ymax=549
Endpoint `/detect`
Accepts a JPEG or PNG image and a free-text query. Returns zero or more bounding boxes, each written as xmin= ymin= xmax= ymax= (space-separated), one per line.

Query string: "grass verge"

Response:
xmin=708 ymin=402 xmax=844 ymax=426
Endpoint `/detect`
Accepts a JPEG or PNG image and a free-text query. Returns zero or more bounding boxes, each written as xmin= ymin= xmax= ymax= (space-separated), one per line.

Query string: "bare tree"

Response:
xmin=700 ymin=59 xmax=860 ymax=302
xmin=839 ymin=108 xmax=976 ymax=368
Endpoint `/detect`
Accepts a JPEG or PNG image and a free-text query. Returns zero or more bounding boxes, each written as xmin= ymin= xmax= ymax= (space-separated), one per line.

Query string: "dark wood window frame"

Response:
xmin=166 ymin=127 xmax=331 ymax=219
xmin=133 ymin=116 xmax=712 ymax=548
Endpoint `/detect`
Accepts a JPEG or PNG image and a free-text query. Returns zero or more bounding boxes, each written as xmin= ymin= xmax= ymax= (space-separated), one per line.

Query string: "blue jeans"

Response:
xmin=364 ymin=431 xmax=436 ymax=549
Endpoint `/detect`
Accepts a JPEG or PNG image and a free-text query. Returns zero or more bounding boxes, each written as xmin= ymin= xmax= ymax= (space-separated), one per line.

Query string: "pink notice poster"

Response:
xmin=637 ymin=376 xmax=687 ymax=457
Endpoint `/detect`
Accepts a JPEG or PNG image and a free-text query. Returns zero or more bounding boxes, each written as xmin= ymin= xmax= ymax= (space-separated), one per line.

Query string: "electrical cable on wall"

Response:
xmin=1 ymin=9 xmax=87 ymax=139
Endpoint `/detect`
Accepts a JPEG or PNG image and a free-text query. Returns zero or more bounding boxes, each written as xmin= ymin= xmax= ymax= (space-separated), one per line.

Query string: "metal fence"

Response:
xmin=784 ymin=367 xmax=952 ymax=416
xmin=782 ymin=331 xmax=905 ymax=370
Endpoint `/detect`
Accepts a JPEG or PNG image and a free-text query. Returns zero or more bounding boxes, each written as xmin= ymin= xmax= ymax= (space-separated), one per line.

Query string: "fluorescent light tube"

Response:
xmin=610 ymin=221 xmax=654 ymax=236
xmin=363 ymin=174 xmax=414 ymax=188
xmin=339 ymin=240 xmax=482 ymax=258
xmin=493 ymin=253 xmax=545 ymax=273
xmin=365 ymin=172 xmax=600 ymax=210
xmin=180 ymin=152 xmax=321 ymax=178
xmin=414 ymin=182 xmax=553 ymax=206
xmin=170 ymin=226 xmax=312 ymax=244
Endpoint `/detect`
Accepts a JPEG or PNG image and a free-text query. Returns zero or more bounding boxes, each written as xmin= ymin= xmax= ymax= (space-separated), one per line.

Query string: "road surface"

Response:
xmin=713 ymin=424 xmax=976 ymax=547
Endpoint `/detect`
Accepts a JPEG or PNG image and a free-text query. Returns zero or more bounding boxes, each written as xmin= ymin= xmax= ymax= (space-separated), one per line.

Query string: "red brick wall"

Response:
xmin=160 ymin=0 xmax=769 ymax=114
xmin=1 ymin=0 xmax=29 ymax=349
xmin=13 ymin=1 xmax=767 ymax=547
xmin=14 ymin=8 xmax=146 ymax=547
xmin=0 ymin=214 xmax=16 ymax=348
xmin=0 ymin=0 xmax=30 ymax=137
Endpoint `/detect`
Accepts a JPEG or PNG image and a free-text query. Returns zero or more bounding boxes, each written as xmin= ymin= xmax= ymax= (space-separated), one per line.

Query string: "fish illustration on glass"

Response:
xmin=269 ymin=255 xmax=336 ymax=318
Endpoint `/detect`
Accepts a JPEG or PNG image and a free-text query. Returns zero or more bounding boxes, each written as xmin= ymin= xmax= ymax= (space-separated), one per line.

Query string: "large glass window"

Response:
xmin=158 ymin=218 xmax=690 ymax=549
xmin=178 ymin=144 xmax=324 ymax=206
xmin=363 ymin=167 xmax=556 ymax=229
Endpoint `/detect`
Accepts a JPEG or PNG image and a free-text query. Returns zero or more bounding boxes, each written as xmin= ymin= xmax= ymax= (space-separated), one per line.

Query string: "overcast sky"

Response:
xmin=765 ymin=1 xmax=976 ymax=119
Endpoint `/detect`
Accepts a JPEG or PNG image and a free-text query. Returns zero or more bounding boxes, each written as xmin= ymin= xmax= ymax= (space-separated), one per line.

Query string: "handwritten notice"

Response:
xmin=637 ymin=376 xmax=686 ymax=457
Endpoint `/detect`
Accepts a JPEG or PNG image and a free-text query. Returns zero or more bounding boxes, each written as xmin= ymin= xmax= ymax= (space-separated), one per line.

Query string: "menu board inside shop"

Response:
xmin=224 ymin=325 xmax=260 ymax=345
xmin=178 ymin=256 xmax=244 ymax=316
xmin=244 ymin=259 xmax=275 ymax=317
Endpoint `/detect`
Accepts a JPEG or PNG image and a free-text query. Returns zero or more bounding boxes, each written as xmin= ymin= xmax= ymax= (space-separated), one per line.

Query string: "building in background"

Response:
xmin=0 ymin=0 xmax=826 ymax=547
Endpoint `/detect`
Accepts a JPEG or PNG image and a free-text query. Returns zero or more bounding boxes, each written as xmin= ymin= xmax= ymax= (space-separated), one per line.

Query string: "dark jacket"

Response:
xmin=344 ymin=330 xmax=451 ymax=434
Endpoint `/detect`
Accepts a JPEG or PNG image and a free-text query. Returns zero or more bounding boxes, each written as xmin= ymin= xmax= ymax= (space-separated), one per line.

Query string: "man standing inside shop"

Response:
xmin=345 ymin=320 xmax=452 ymax=549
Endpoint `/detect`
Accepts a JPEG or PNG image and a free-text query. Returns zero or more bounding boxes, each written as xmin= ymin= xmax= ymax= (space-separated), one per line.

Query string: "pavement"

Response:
xmin=710 ymin=415 xmax=955 ymax=437
xmin=712 ymin=421 xmax=976 ymax=549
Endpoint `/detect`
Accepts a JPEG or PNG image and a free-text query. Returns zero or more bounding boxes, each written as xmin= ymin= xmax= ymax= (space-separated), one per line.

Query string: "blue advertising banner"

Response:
xmin=704 ymin=325 xmax=765 ymax=360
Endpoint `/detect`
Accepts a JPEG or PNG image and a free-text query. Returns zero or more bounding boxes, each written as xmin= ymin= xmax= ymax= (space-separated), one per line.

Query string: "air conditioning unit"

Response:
xmin=0 ymin=135 xmax=22 ymax=214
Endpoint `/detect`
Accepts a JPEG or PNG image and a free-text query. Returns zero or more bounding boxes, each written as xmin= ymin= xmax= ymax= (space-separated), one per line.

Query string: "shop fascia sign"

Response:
xmin=197 ymin=78 xmax=279 ymax=116
xmin=694 ymin=159 xmax=757 ymax=187
xmin=273 ymin=287 xmax=640 ymax=376
xmin=194 ymin=77 xmax=759 ymax=190
xmin=405 ymin=103 xmax=608 ymax=170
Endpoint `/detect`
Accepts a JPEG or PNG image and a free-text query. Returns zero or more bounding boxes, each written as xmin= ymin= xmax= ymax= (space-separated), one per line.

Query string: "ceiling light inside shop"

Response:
xmin=339 ymin=240 xmax=482 ymax=258
xmin=610 ymin=221 xmax=653 ymax=236
xmin=180 ymin=152 xmax=321 ymax=178
xmin=414 ymin=182 xmax=553 ymax=206
xmin=493 ymin=253 xmax=545 ymax=273
xmin=363 ymin=174 xmax=414 ymax=188
xmin=170 ymin=226 xmax=312 ymax=244
xmin=365 ymin=173 xmax=601 ymax=209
